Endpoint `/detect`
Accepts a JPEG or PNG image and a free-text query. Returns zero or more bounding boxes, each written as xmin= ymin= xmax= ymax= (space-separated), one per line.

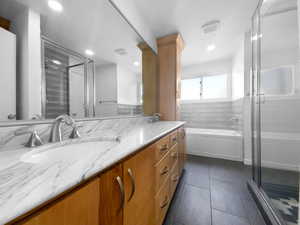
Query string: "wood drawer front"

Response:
xmin=155 ymin=153 xmax=171 ymax=194
xmin=170 ymin=162 xmax=180 ymax=198
xmin=154 ymin=135 xmax=170 ymax=163
xmin=169 ymin=144 xmax=178 ymax=171
xmin=155 ymin=178 xmax=170 ymax=225
xmin=169 ymin=130 xmax=178 ymax=147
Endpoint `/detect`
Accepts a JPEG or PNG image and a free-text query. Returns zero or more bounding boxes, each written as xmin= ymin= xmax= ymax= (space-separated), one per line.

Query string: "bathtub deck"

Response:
xmin=163 ymin=155 xmax=266 ymax=225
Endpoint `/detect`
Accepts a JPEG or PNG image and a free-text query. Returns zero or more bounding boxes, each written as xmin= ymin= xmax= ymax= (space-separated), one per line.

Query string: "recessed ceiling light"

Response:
xmin=85 ymin=49 xmax=94 ymax=56
xmin=52 ymin=59 xmax=61 ymax=65
xmin=133 ymin=61 xmax=140 ymax=67
xmin=207 ymin=44 xmax=216 ymax=51
xmin=48 ymin=0 xmax=63 ymax=12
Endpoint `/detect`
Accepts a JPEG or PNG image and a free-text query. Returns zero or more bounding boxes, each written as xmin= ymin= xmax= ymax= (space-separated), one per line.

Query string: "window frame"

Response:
xmin=260 ymin=64 xmax=296 ymax=98
xmin=180 ymin=74 xmax=230 ymax=103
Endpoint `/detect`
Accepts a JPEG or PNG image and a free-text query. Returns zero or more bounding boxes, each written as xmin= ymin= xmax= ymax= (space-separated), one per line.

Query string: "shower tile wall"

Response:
xmin=180 ymin=100 xmax=243 ymax=130
xmin=261 ymin=98 xmax=300 ymax=133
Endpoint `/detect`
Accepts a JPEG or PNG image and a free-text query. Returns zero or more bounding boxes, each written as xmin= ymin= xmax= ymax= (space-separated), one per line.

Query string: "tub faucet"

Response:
xmin=49 ymin=115 xmax=80 ymax=143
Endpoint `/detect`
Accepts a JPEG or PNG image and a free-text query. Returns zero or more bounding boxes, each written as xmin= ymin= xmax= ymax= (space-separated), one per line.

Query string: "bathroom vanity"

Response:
xmin=0 ymin=120 xmax=186 ymax=225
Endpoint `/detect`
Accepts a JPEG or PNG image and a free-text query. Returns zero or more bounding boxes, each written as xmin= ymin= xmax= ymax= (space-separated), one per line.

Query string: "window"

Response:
xmin=181 ymin=74 xmax=228 ymax=100
xmin=261 ymin=66 xmax=294 ymax=96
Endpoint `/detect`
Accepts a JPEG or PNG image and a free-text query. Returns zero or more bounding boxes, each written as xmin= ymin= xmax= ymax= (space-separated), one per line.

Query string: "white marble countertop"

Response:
xmin=0 ymin=121 xmax=185 ymax=224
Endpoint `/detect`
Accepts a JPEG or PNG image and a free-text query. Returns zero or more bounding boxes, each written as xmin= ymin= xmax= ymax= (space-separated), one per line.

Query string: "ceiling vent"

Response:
xmin=201 ymin=20 xmax=221 ymax=34
xmin=114 ymin=48 xmax=127 ymax=55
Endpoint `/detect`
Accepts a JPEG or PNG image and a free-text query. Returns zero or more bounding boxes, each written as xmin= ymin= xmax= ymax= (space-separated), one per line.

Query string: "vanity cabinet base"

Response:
xmin=10 ymin=126 xmax=186 ymax=225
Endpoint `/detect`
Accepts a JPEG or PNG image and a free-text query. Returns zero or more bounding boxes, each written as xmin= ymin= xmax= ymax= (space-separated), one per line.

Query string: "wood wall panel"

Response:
xmin=138 ymin=43 xmax=158 ymax=115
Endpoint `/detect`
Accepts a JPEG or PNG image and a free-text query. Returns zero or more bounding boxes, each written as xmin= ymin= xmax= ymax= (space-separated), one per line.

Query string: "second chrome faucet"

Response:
xmin=49 ymin=114 xmax=81 ymax=143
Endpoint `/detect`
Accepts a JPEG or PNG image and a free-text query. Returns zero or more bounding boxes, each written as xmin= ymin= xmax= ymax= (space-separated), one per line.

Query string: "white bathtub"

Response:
xmin=186 ymin=128 xmax=243 ymax=161
xmin=186 ymin=128 xmax=300 ymax=171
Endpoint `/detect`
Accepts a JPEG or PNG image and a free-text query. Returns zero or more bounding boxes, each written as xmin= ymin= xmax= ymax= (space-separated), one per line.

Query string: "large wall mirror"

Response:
xmin=0 ymin=0 xmax=152 ymax=122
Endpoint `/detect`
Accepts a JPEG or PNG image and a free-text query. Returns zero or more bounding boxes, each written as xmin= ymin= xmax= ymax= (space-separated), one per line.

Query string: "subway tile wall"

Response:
xmin=180 ymin=99 xmax=244 ymax=131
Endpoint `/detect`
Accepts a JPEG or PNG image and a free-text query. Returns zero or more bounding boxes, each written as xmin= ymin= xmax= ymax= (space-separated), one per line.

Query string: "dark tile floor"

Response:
xmin=163 ymin=155 xmax=267 ymax=225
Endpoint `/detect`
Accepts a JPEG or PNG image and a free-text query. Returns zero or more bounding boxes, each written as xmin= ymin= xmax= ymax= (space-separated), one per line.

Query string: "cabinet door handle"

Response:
xmin=115 ymin=176 xmax=125 ymax=212
xmin=160 ymin=196 xmax=169 ymax=208
xmin=160 ymin=166 xmax=169 ymax=175
xmin=160 ymin=144 xmax=168 ymax=152
xmin=127 ymin=168 xmax=136 ymax=201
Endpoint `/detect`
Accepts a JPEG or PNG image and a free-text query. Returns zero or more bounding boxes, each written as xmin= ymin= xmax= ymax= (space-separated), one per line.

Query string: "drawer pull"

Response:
xmin=172 ymin=137 xmax=177 ymax=142
xmin=160 ymin=196 xmax=169 ymax=209
xmin=159 ymin=144 xmax=168 ymax=152
xmin=160 ymin=166 xmax=169 ymax=175
xmin=127 ymin=168 xmax=136 ymax=201
xmin=115 ymin=176 xmax=125 ymax=212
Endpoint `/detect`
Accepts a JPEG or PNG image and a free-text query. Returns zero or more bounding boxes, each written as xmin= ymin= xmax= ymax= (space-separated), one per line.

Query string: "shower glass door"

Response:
xmin=252 ymin=0 xmax=300 ymax=224
xmin=260 ymin=0 xmax=299 ymax=224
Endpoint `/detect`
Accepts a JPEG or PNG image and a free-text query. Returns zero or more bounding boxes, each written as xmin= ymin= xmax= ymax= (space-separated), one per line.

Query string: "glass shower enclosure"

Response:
xmin=250 ymin=0 xmax=300 ymax=225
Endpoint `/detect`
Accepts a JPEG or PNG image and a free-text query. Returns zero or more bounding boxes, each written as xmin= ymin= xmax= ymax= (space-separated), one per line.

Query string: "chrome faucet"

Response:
xmin=148 ymin=113 xmax=162 ymax=123
xmin=15 ymin=128 xmax=43 ymax=148
xmin=49 ymin=115 xmax=80 ymax=143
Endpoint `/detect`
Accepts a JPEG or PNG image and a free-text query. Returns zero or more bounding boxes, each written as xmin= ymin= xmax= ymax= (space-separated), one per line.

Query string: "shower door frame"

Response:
xmin=41 ymin=36 xmax=96 ymax=119
xmin=248 ymin=1 xmax=290 ymax=225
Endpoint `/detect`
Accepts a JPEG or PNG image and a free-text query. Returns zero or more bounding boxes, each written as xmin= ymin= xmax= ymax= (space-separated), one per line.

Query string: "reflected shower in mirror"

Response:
xmin=0 ymin=0 xmax=149 ymax=122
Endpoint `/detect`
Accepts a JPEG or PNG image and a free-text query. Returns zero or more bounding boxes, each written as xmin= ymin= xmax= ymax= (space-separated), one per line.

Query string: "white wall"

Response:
xmin=0 ymin=28 xmax=16 ymax=121
xmin=232 ymin=36 xmax=245 ymax=100
xmin=117 ymin=65 xmax=141 ymax=105
xmin=11 ymin=8 xmax=42 ymax=120
xmin=95 ymin=64 xmax=118 ymax=116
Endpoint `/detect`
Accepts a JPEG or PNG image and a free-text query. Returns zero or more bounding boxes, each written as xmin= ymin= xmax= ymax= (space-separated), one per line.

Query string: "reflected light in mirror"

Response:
xmin=85 ymin=49 xmax=95 ymax=56
xmin=133 ymin=61 xmax=140 ymax=67
xmin=207 ymin=44 xmax=216 ymax=51
xmin=52 ymin=59 xmax=62 ymax=65
xmin=48 ymin=0 xmax=63 ymax=12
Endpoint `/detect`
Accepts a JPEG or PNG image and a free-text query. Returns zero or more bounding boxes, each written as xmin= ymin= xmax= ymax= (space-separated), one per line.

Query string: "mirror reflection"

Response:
xmin=0 ymin=0 xmax=145 ymax=121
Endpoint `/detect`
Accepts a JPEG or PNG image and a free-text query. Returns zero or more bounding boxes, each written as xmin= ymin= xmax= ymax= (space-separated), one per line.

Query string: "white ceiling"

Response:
xmin=133 ymin=0 xmax=260 ymax=66
xmin=0 ymin=0 xmax=143 ymax=73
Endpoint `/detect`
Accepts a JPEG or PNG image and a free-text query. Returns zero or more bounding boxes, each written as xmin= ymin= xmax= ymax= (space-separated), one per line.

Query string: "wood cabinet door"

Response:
xmin=123 ymin=145 xmax=155 ymax=225
xmin=99 ymin=164 xmax=123 ymax=225
xmin=178 ymin=127 xmax=186 ymax=173
xmin=17 ymin=178 xmax=100 ymax=225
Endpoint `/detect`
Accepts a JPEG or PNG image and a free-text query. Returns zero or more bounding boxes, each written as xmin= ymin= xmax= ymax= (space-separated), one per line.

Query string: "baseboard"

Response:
xmin=188 ymin=151 xmax=243 ymax=162
xmin=243 ymin=158 xmax=299 ymax=172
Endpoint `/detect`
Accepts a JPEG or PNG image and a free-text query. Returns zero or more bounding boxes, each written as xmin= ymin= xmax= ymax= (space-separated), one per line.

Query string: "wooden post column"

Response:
xmin=157 ymin=34 xmax=184 ymax=121
xmin=138 ymin=43 xmax=158 ymax=115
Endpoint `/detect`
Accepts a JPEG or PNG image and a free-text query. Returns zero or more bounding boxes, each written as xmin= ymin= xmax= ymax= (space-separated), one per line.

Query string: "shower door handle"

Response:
xmin=256 ymin=92 xmax=266 ymax=104
xmin=259 ymin=92 xmax=266 ymax=104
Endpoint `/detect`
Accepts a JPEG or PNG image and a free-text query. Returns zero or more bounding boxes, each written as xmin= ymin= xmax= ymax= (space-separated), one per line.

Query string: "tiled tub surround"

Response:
xmin=0 ymin=117 xmax=185 ymax=224
xmin=180 ymin=99 xmax=243 ymax=131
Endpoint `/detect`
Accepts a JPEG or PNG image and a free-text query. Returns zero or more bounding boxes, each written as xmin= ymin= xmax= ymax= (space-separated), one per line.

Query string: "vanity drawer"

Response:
xmin=155 ymin=153 xmax=171 ymax=194
xmin=169 ymin=143 xmax=179 ymax=171
xmin=170 ymin=162 xmax=180 ymax=197
xmin=169 ymin=130 xmax=178 ymax=147
xmin=155 ymin=178 xmax=170 ymax=225
xmin=154 ymin=135 xmax=170 ymax=163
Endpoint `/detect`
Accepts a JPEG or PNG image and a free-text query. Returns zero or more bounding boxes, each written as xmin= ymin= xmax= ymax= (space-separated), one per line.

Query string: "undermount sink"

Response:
xmin=20 ymin=140 xmax=117 ymax=164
